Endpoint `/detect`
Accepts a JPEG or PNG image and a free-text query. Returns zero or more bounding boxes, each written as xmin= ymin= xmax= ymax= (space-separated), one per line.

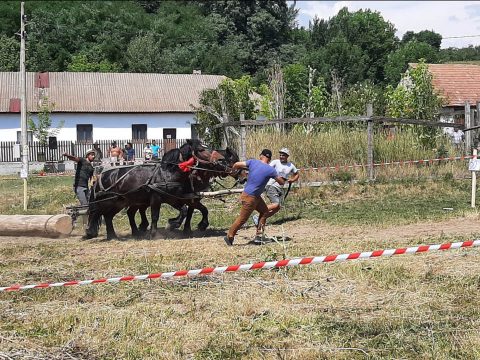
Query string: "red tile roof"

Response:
xmin=409 ymin=63 xmax=480 ymax=107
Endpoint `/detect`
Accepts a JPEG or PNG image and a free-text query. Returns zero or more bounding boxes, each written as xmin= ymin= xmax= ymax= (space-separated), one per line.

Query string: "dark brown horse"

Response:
xmin=165 ymin=147 xmax=245 ymax=232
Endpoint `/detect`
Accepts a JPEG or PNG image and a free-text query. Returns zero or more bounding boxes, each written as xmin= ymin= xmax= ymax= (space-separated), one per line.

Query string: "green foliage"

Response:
xmin=385 ymin=60 xmax=445 ymax=147
xmin=0 ymin=34 xmax=18 ymax=71
xmin=402 ymin=30 xmax=442 ymax=49
xmin=194 ymin=76 xmax=258 ymax=147
xmin=67 ymin=54 xmax=120 ymax=72
xmin=385 ymin=40 xmax=439 ymax=85
xmin=27 ymin=97 xmax=64 ymax=145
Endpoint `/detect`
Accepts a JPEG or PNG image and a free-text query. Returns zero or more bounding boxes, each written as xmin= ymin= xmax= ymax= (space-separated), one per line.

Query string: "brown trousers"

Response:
xmin=227 ymin=192 xmax=268 ymax=239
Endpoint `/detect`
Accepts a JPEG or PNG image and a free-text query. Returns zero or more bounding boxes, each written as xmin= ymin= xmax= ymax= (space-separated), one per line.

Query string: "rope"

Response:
xmin=1 ymin=239 xmax=478 ymax=292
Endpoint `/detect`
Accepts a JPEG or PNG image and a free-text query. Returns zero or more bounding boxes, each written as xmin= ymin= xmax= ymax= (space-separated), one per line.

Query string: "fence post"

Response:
xmin=239 ymin=113 xmax=246 ymax=161
xmin=465 ymin=101 xmax=472 ymax=152
xmin=366 ymin=103 xmax=374 ymax=181
xmin=472 ymin=148 xmax=477 ymax=208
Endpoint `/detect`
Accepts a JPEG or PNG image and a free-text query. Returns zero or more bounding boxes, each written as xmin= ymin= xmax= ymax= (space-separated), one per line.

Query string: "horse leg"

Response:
xmin=167 ymin=204 xmax=187 ymax=230
xmin=149 ymin=203 xmax=161 ymax=239
xmin=127 ymin=206 xmax=140 ymax=237
xmin=138 ymin=206 xmax=150 ymax=234
xmin=104 ymin=213 xmax=118 ymax=240
xmin=84 ymin=212 xmax=101 ymax=239
xmin=182 ymin=205 xmax=194 ymax=235
xmin=195 ymin=200 xmax=209 ymax=231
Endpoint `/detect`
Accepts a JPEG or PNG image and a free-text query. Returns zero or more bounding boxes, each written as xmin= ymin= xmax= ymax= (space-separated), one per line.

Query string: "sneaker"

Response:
xmin=223 ymin=236 xmax=234 ymax=246
xmin=252 ymin=214 xmax=259 ymax=226
xmin=252 ymin=235 xmax=265 ymax=245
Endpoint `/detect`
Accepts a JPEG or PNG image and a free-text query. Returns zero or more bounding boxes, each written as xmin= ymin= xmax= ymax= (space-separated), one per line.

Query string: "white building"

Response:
xmin=0 ymin=71 xmax=225 ymax=142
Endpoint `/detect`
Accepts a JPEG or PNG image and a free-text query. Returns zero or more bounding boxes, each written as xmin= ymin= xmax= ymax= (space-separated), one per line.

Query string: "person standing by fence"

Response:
xmin=93 ymin=141 xmax=103 ymax=166
xmin=108 ymin=141 xmax=123 ymax=166
xmin=150 ymin=139 xmax=161 ymax=160
xmin=144 ymin=141 xmax=153 ymax=161
xmin=124 ymin=142 xmax=135 ymax=164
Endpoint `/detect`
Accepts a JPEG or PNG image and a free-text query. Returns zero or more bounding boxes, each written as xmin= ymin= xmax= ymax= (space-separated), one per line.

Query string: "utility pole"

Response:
xmin=20 ymin=1 xmax=29 ymax=210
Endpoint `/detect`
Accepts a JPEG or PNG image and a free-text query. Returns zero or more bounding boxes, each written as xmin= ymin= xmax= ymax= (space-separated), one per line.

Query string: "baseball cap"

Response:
xmin=279 ymin=147 xmax=290 ymax=156
xmin=85 ymin=149 xmax=96 ymax=157
xmin=260 ymin=149 xmax=272 ymax=159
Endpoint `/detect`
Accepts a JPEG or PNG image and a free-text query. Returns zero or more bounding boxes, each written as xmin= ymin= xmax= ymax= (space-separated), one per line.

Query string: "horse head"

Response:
xmin=213 ymin=147 xmax=247 ymax=184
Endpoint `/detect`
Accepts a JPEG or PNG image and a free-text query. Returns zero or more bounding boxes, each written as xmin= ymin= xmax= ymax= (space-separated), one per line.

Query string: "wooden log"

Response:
xmin=0 ymin=214 xmax=73 ymax=238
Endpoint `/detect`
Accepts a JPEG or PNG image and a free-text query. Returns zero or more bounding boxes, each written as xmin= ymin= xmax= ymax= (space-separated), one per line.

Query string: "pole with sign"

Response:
xmin=469 ymin=149 xmax=479 ymax=208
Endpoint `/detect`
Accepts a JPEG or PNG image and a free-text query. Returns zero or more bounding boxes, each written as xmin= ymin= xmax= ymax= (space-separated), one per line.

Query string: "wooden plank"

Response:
xmin=213 ymin=116 xmax=455 ymax=128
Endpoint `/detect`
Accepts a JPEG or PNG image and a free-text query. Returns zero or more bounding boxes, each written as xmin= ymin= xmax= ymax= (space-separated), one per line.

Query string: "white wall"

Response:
xmin=0 ymin=112 xmax=195 ymax=141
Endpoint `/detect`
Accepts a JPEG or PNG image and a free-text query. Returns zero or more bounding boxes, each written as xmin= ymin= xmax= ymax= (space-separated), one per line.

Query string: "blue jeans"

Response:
xmin=75 ymin=186 xmax=89 ymax=205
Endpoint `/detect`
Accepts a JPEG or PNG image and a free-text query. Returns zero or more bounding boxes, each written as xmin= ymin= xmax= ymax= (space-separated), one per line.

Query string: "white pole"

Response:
xmin=472 ymin=149 xmax=477 ymax=208
xmin=20 ymin=2 xmax=29 ymax=210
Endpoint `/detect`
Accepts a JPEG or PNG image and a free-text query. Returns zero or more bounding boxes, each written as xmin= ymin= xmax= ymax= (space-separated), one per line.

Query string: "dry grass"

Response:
xmin=1 ymin=174 xmax=480 ymax=359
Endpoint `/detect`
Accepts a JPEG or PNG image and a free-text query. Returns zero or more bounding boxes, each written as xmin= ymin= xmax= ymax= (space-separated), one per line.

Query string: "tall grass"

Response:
xmin=247 ymin=125 xmax=457 ymax=167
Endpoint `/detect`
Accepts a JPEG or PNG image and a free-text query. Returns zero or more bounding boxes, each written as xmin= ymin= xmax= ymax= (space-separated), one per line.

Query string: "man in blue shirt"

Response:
xmin=224 ymin=149 xmax=286 ymax=246
xmin=150 ymin=139 xmax=161 ymax=160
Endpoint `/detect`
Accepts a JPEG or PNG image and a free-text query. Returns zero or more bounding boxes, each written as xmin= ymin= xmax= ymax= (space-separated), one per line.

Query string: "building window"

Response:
xmin=77 ymin=124 xmax=93 ymax=142
xmin=163 ymin=128 xmax=176 ymax=139
xmin=132 ymin=124 xmax=147 ymax=140
xmin=16 ymin=131 xmax=33 ymax=143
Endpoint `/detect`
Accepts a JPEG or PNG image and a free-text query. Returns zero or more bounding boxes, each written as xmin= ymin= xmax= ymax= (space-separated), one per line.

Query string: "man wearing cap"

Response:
xmin=62 ymin=149 xmax=95 ymax=206
xmin=253 ymin=147 xmax=299 ymax=225
xmin=224 ymin=149 xmax=286 ymax=246
xmin=144 ymin=141 xmax=153 ymax=161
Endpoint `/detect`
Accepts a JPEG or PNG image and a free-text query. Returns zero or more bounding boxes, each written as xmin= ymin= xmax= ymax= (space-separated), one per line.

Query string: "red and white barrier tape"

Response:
xmin=1 ymin=239 xmax=478 ymax=292
xmin=299 ymin=155 xmax=472 ymax=172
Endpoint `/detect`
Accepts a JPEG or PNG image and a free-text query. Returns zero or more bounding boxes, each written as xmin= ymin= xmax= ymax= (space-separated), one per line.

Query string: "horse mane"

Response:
xmin=161 ymin=139 xmax=204 ymax=171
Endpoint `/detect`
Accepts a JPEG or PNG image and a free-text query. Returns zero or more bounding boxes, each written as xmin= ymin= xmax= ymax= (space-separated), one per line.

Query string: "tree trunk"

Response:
xmin=0 ymin=214 xmax=73 ymax=238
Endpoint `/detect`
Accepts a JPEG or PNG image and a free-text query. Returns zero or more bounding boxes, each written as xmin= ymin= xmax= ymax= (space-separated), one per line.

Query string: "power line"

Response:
xmin=443 ymin=34 xmax=480 ymax=40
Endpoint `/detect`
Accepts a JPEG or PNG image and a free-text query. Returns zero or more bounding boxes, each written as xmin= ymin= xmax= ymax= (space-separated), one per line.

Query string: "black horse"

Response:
xmin=85 ymin=140 xmax=240 ymax=240
xmin=85 ymin=139 xmax=208 ymax=240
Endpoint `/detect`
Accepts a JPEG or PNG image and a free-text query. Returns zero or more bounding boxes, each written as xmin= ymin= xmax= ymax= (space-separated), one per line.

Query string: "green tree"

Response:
xmin=28 ymin=97 xmax=64 ymax=145
xmin=67 ymin=54 xmax=120 ymax=72
xmin=385 ymin=40 xmax=439 ymax=85
xmin=0 ymin=35 xmax=19 ymax=71
xmin=315 ymin=7 xmax=397 ymax=84
xmin=402 ymin=30 xmax=442 ymax=50
xmin=194 ymin=76 xmax=258 ymax=147
xmin=385 ymin=60 xmax=445 ymax=146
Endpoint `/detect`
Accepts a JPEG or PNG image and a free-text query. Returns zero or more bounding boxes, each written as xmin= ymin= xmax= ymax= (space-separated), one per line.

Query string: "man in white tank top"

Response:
xmin=253 ymin=147 xmax=299 ymax=226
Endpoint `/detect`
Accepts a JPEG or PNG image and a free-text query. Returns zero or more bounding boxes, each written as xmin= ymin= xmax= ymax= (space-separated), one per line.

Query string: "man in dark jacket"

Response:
xmin=63 ymin=149 xmax=95 ymax=205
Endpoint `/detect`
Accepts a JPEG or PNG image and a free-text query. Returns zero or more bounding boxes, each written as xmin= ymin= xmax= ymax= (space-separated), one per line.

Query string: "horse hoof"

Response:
xmin=197 ymin=225 xmax=208 ymax=231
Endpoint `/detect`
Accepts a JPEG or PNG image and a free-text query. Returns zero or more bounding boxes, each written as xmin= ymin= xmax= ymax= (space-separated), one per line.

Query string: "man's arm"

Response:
xmin=232 ymin=161 xmax=247 ymax=170
xmin=289 ymin=172 xmax=300 ymax=183
xmin=275 ymin=176 xmax=286 ymax=186
xmin=63 ymin=153 xmax=80 ymax=162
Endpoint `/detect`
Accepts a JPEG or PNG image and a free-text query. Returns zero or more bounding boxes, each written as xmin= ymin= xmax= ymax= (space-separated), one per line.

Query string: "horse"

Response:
xmin=85 ymin=139 xmax=211 ymax=240
xmin=165 ymin=147 xmax=246 ymax=232
xmin=85 ymin=140 xmax=241 ymax=240
xmin=146 ymin=146 xmax=244 ymax=238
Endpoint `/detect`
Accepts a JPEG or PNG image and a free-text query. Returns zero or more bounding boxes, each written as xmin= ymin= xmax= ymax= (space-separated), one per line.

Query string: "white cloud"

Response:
xmin=291 ymin=1 xmax=480 ymax=48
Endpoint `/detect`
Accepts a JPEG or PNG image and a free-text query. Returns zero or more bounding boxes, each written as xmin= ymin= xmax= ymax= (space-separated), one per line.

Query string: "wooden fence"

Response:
xmin=0 ymin=138 xmax=189 ymax=163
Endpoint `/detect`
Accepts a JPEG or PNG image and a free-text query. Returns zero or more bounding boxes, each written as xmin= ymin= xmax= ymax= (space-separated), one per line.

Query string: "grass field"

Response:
xmin=1 ymin=175 xmax=480 ymax=359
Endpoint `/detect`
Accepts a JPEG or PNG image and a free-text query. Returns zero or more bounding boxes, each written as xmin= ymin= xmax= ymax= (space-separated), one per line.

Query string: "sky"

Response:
xmin=291 ymin=1 xmax=480 ymax=49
